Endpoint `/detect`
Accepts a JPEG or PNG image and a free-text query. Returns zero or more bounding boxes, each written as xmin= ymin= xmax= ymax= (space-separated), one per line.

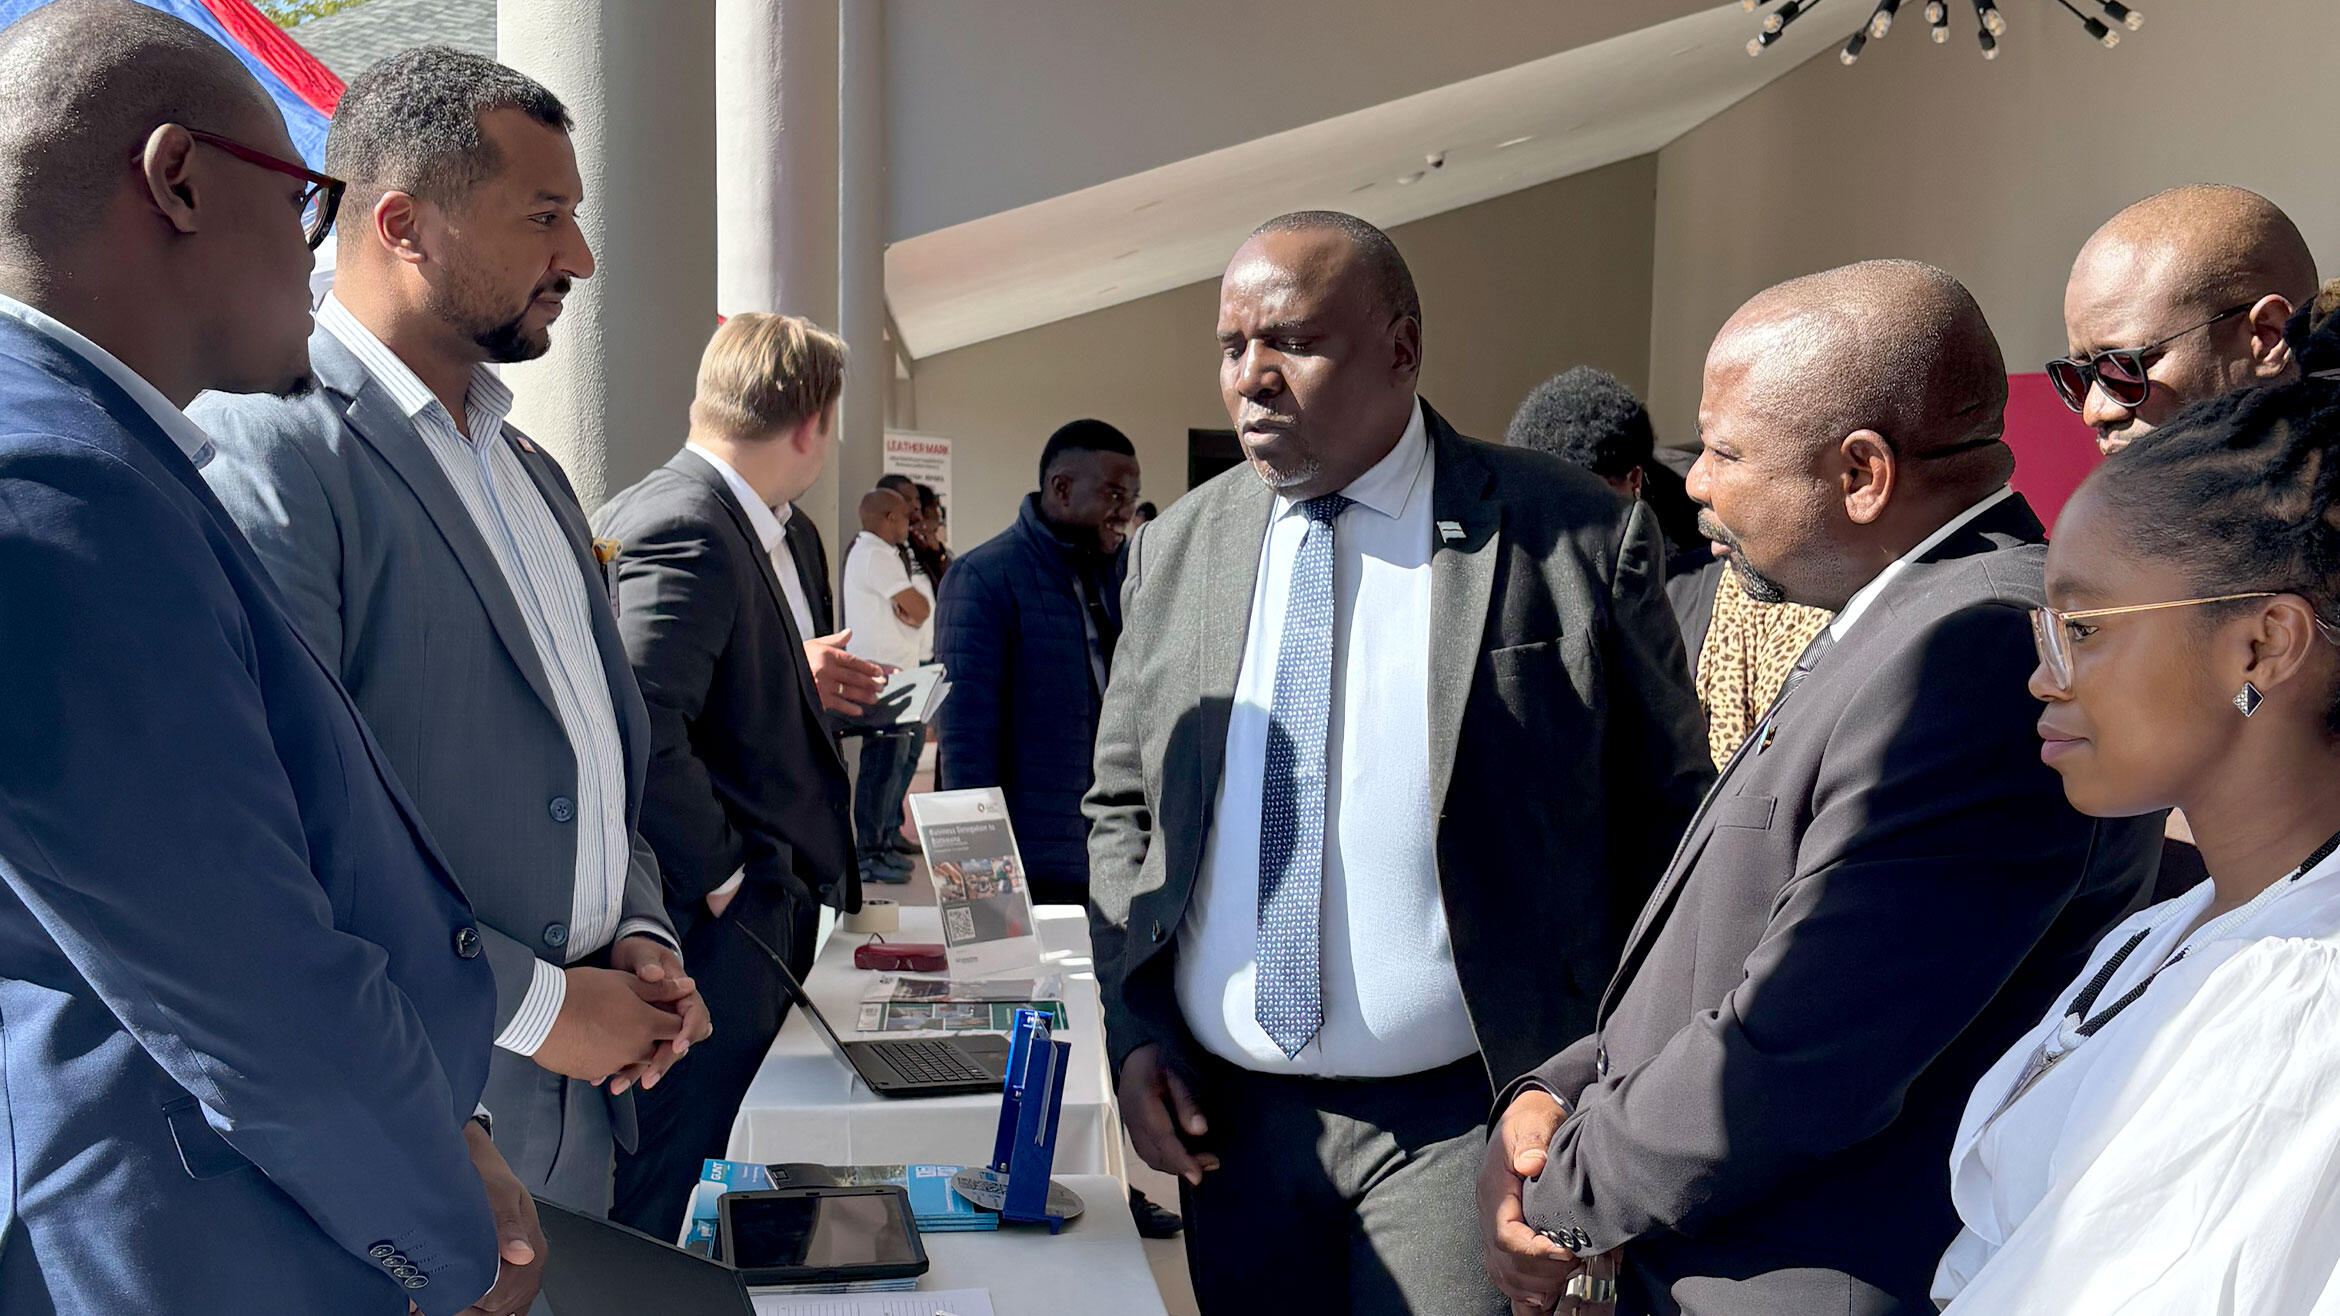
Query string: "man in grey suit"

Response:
xmin=1086 ymin=211 xmax=1712 ymax=1314
xmin=1478 ymin=262 xmax=2161 ymax=1314
xmin=195 ymin=47 xmax=706 ymax=1219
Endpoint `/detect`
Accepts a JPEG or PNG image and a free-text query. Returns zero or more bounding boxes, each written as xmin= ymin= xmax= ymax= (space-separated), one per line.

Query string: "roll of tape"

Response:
xmin=842 ymin=900 xmax=899 ymax=934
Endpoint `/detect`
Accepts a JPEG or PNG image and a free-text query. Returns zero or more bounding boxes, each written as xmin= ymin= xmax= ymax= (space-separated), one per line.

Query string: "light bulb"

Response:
xmin=1764 ymin=9 xmax=1786 ymax=31
xmin=1870 ymin=11 xmax=1894 ymax=36
xmin=1748 ymin=35 xmax=1767 ymax=55
xmin=1742 ymin=0 xmax=1758 ymax=10
xmin=1982 ymin=6 xmax=2006 ymax=35
xmin=2103 ymin=1 xmax=2144 ymax=28
xmin=1924 ymin=0 xmax=1945 ymax=21
xmin=2100 ymin=27 xmax=2121 ymax=47
xmin=1841 ymin=31 xmax=1868 ymax=63
xmin=1932 ymin=22 xmax=1949 ymax=42
xmin=1978 ymin=29 xmax=1999 ymax=58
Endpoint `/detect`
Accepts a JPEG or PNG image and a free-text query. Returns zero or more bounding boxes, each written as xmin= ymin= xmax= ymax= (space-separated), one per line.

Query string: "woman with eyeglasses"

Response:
xmin=1931 ymin=378 xmax=2340 ymax=1313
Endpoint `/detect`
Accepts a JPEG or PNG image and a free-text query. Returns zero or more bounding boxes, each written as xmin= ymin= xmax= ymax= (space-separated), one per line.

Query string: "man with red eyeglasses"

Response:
xmin=2054 ymin=185 xmax=2316 ymax=456
xmin=0 ymin=2 xmax=538 ymax=1313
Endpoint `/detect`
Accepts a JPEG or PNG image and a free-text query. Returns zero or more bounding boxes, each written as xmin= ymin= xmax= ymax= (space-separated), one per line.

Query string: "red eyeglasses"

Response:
xmin=186 ymin=129 xmax=345 ymax=251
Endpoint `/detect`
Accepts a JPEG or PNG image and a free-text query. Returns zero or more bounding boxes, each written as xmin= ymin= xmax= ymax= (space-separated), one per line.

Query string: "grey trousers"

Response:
xmin=1180 ymin=1053 xmax=1505 ymax=1316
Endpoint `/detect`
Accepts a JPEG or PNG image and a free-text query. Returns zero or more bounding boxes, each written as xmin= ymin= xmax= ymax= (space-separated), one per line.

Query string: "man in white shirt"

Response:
xmin=842 ymin=487 xmax=932 ymax=884
xmin=594 ymin=312 xmax=875 ymax=1239
xmin=194 ymin=48 xmax=706 ymax=1224
xmin=1086 ymin=211 xmax=1710 ymax=1314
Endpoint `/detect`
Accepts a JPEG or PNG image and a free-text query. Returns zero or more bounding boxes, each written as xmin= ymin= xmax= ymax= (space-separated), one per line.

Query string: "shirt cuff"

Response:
xmin=494 ymin=956 xmax=567 ymax=1057
xmin=616 ymin=918 xmax=681 ymax=954
xmin=710 ymin=870 xmax=746 ymax=901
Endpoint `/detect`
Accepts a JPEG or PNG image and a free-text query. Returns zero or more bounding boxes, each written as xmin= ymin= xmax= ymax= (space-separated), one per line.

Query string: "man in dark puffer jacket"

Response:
xmin=935 ymin=420 xmax=1140 ymax=908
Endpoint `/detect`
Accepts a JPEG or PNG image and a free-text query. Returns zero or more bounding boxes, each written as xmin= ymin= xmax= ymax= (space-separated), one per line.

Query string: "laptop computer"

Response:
xmin=536 ymin=1195 xmax=753 ymax=1316
xmin=735 ymin=920 xmax=1012 ymax=1098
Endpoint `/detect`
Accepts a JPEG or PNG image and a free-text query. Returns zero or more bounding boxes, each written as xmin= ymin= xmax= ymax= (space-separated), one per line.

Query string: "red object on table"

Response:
xmin=854 ymin=942 xmax=948 ymax=973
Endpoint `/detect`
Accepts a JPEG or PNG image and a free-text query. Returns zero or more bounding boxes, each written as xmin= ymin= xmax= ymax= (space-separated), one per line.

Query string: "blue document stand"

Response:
xmin=988 ymin=1007 xmax=1072 ymax=1232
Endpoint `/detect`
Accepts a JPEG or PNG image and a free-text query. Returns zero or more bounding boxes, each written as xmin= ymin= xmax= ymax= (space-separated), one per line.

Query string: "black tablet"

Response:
xmin=716 ymin=1185 xmax=931 ymax=1287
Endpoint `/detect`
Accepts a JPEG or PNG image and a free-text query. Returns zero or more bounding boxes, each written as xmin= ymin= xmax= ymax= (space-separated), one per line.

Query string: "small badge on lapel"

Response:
xmin=1437 ymin=520 xmax=1465 ymax=543
xmin=592 ymin=537 xmax=623 ymax=609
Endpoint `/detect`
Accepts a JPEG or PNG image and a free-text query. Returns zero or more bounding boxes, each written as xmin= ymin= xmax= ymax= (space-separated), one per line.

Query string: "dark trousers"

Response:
xmin=1180 ymin=1053 xmax=1505 ymax=1316
xmin=609 ymin=883 xmax=818 ymax=1242
xmin=852 ymin=723 xmax=923 ymax=857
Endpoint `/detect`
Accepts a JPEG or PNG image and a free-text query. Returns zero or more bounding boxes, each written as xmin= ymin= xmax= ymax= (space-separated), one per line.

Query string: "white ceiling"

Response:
xmin=886 ymin=1 xmax=1867 ymax=359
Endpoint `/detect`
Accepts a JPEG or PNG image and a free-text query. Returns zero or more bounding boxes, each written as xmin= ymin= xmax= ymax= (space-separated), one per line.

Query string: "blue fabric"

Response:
xmin=0 ymin=317 xmax=499 ymax=1315
xmin=1254 ymin=494 xmax=1348 ymax=1057
xmin=934 ymin=495 xmax=1121 ymax=898
xmin=854 ymin=724 xmax=924 ymax=862
xmin=0 ymin=1 xmax=334 ymax=169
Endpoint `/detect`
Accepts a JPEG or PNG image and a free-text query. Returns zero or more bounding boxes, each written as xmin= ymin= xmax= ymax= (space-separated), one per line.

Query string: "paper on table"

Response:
xmin=750 ymin=1290 xmax=994 ymax=1316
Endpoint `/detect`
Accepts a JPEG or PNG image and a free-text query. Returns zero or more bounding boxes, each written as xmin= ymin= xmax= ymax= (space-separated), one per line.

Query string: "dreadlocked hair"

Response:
xmin=2285 ymin=277 xmax=2340 ymax=377
xmin=2098 ymin=377 xmax=2340 ymax=733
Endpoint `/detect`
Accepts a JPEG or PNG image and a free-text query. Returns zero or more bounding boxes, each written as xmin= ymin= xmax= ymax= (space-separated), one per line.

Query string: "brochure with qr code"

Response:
xmin=906 ymin=788 xmax=1042 ymax=980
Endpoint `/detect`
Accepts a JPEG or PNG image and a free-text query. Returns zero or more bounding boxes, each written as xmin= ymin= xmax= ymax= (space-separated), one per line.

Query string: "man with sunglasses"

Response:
xmin=196 ymin=46 xmax=707 ymax=1230
xmin=2054 ymin=184 xmax=2315 ymax=455
xmin=0 ymin=3 xmax=543 ymax=1313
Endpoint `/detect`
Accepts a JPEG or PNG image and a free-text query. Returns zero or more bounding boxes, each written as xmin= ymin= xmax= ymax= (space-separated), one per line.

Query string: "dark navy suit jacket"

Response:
xmin=0 ymin=316 xmax=500 ymax=1314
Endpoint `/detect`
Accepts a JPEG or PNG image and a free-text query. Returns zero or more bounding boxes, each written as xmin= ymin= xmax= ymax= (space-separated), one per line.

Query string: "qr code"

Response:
xmin=944 ymin=906 xmax=975 ymax=944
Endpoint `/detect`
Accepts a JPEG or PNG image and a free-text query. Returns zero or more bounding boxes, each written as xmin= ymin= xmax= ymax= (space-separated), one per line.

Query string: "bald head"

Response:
xmin=0 ymin=0 xmax=278 ymax=255
xmin=2064 ymin=186 xmax=2316 ymax=452
xmin=2077 ymin=185 xmax=2316 ymax=320
xmin=1721 ymin=259 xmax=2009 ymax=473
xmin=860 ymin=489 xmax=910 ymax=543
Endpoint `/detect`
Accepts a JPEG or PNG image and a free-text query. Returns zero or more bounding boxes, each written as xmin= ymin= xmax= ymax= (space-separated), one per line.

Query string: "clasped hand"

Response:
xmin=531 ymin=936 xmax=712 ymax=1095
xmin=1479 ymin=1089 xmax=1619 ymax=1314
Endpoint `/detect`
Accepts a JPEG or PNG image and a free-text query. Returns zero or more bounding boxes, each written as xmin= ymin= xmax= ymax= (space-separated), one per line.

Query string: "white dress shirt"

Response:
xmin=0 ymin=292 xmax=215 ymax=469
xmin=842 ymin=530 xmax=923 ymax=672
xmin=1828 ymin=485 xmax=2015 ymax=642
xmin=317 ymin=296 xmax=658 ymax=1057
xmin=683 ymin=442 xmax=818 ymax=641
xmin=1933 ymin=846 xmax=2340 ymax=1313
xmin=1177 ymin=397 xmax=1477 ymax=1077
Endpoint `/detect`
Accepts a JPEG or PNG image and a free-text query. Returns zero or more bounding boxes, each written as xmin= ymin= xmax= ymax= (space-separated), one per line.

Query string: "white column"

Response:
xmin=718 ymin=0 xmax=844 ymax=555
xmin=495 ymin=0 xmax=717 ymax=512
xmin=834 ymin=0 xmax=889 ymax=515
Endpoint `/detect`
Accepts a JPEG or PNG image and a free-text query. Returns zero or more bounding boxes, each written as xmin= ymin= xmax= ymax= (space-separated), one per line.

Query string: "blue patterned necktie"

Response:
xmin=1256 ymin=492 xmax=1351 ymax=1058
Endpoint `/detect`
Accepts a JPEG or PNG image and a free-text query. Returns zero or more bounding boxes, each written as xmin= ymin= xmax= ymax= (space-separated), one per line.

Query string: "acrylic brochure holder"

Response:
xmin=950 ymin=1007 xmax=1083 ymax=1233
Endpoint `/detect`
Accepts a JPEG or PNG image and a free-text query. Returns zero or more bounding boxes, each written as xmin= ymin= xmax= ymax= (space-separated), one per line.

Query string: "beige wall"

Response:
xmin=1648 ymin=0 xmax=2339 ymax=446
xmin=904 ymin=155 xmax=1660 ymax=551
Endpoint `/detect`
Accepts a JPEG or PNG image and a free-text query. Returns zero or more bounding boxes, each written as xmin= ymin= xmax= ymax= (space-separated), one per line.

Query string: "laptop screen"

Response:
xmin=535 ymin=1196 xmax=752 ymax=1316
xmin=732 ymin=920 xmax=860 ymax=1069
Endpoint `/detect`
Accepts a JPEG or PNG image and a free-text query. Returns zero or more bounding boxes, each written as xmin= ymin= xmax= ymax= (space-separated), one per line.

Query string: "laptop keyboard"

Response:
xmin=876 ymin=1039 xmax=997 ymax=1084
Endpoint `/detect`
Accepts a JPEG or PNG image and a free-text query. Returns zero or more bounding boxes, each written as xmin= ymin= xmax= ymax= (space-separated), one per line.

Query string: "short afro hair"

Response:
xmin=325 ymin=46 xmax=570 ymax=217
xmin=1505 ymin=366 xmax=1655 ymax=480
xmin=1038 ymin=419 xmax=1136 ymax=487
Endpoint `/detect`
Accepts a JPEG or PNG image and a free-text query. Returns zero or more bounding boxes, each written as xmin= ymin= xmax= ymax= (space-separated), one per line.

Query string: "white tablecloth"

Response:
xmin=728 ymin=905 xmax=1124 ymax=1180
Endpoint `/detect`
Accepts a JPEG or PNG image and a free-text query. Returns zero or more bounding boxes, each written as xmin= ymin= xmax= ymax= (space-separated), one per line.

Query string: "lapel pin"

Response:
xmin=1437 ymin=520 xmax=1464 ymax=543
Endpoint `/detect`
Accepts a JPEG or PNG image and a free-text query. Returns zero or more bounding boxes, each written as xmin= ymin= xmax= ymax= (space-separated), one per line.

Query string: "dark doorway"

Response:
xmin=1188 ymin=428 xmax=1243 ymax=490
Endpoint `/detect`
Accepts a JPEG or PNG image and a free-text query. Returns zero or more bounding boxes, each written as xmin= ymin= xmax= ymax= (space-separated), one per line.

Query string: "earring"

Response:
xmin=2235 ymin=681 xmax=2265 ymax=717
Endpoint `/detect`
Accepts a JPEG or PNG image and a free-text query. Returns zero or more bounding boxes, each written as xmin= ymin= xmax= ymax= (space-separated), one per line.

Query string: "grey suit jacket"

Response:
xmin=1085 ymin=401 xmax=1714 ymax=1093
xmin=1514 ymin=495 xmax=2160 ymax=1315
xmin=192 ymin=329 xmax=675 ymax=1035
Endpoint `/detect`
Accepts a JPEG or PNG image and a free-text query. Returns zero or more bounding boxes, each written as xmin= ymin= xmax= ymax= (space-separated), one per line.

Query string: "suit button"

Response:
xmin=1148 ymin=921 xmax=1165 ymax=944
xmin=392 ymin=1265 xmax=419 ymax=1279
xmin=454 ymin=926 xmax=481 ymax=959
xmin=548 ymin=796 xmax=576 ymax=824
xmin=403 ymin=1277 xmax=429 ymax=1290
xmin=543 ymin=922 xmax=568 ymax=949
xmin=368 ymin=1243 xmax=396 ymax=1260
xmin=1596 ymin=1044 xmax=1610 ymax=1078
xmin=385 ymin=1254 xmax=408 ymax=1269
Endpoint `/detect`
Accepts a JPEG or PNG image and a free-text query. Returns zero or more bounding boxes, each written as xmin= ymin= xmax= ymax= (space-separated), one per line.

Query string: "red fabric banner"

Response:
xmin=199 ymin=0 xmax=345 ymax=116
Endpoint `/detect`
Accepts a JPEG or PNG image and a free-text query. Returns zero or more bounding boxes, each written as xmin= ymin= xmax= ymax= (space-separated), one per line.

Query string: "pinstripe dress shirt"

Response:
xmin=316 ymin=296 xmax=653 ymax=1055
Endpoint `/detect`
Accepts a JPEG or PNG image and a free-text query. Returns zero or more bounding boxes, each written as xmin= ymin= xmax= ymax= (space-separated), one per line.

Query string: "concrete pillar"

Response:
xmin=834 ymin=0 xmax=890 ymax=520
xmin=717 ymin=0 xmax=845 ymax=557
xmin=495 ymin=0 xmax=718 ymax=512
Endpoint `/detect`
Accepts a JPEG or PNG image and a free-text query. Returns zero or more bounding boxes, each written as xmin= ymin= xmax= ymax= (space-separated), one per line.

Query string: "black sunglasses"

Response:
xmin=187 ymin=128 xmax=345 ymax=251
xmin=2044 ymin=302 xmax=2256 ymax=414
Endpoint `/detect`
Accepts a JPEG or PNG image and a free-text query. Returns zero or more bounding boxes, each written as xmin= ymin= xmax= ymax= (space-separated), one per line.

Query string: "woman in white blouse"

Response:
xmin=1934 ymin=379 xmax=2340 ymax=1313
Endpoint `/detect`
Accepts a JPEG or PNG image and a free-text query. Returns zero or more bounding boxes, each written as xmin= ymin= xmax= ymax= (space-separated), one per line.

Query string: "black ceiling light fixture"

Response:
xmin=1742 ymin=0 xmax=2142 ymax=63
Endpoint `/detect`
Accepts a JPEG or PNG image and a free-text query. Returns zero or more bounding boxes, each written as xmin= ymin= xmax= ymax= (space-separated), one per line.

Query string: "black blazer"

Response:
xmin=1085 ymin=402 xmax=1715 ymax=1091
xmin=1515 ymin=494 xmax=2161 ymax=1315
xmin=593 ymin=452 xmax=859 ymax=943
xmin=782 ymin=505 xmax=834 ymax=637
